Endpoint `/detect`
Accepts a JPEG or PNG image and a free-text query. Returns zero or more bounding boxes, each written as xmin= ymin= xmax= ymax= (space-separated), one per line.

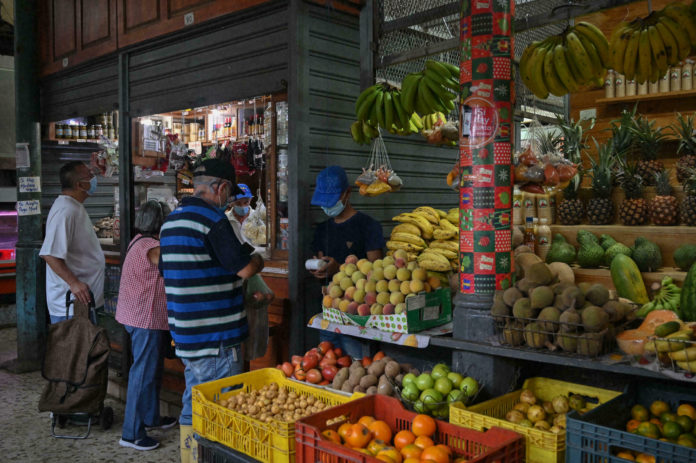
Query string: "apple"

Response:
xmin=357 ymin=303 xmax=370 ymax=316
xmin=370 ymin=303 xmax=383 ymax=315
xmin=365 ymin=291 xmax=377 ymax=306
xmin=382 ymin=303 xmax=395 ymax=315
xmin=395 ymin=303 xmax=406 ymax=314
xmin=346 ymin=301 xmax=359 ymax=314
xmin=394 ymin=258 xmax=406 ymax=269
xmin=345 ymin=254 xmax=358 ymax=264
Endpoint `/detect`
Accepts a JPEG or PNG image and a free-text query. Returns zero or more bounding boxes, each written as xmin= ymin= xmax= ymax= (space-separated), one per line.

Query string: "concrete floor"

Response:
xmin=0 ymin=325 xmax=180 ymax=462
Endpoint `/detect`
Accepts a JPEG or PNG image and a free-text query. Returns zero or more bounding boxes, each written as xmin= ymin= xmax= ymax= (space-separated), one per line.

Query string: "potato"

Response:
xmin=381 ymin=356 xmax=394 ymax=364
xmin=395 ymin=373 xmax=404 ymax=385
xmin=384 ymin=361 xmax=400 ymax=378
xmin=377 ymin=380 xmax=394 ymax=396
xmin=366 ymin=386 xmax=378 ymax=395
xmin=400 ymin=363 xmax=412 ymax=373
xmin=367 ymin=359 xmax=386 ymax=377
xmin=332 ymin=368 xmax=349 ymax=389
xmin=359 ymin=374 xmax=378 ymax=389
xmin=341 ymin=381 xmax=353 ymax=393
xmin=409 ymin=368 xmax=420 ymax=376
xmin=350 ymin=360 xmax=363 ymax=371
xmin=353 ymin=385 xmax=366 ymax=393
xmin=348 ymin=368 xmax=366 ymax=387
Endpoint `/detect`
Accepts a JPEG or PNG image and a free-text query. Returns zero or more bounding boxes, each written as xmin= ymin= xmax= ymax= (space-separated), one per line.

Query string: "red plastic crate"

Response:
xmin=295 ymin=395 xmax=524 ymax=463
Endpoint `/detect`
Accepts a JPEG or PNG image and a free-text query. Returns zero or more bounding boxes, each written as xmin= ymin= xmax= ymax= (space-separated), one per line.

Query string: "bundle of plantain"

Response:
xmin=388 ymin=207 xmax=460 ymax=272
xmin=352 ymin=83 xmax=425 ymax=144
xmin=400 ymin=60 xmax=460 ymax=117
xmin=636 ymin=276 xmax=682 ymax=318
xmin=520 ymin=21 xmax=610 ymax=99
xmin=610 ymin=3 xmax=696 ymax=84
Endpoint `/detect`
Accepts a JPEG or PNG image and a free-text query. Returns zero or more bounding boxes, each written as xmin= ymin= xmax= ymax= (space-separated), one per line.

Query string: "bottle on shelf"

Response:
xmin=523 ymin=216 xmax=536 ymax=253
xmin=55 ymin=123 xmax=64 ymax=139
xmin=537 ymin=218 xmax=551 ymax=262
xmin=513 ymin=185 xmax=523 ymax=225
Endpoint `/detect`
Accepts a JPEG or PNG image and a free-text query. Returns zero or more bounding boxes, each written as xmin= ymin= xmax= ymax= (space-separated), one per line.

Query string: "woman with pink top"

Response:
xmin=116 ymin=200 xmax=177 ymax=451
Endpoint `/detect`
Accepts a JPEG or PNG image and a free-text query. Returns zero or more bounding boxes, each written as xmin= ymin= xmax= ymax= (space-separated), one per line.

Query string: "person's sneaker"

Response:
xmin=119 ymin=436 xmax=160 ymax=451
xmin=146 ymin=416 xmax=178 ymax=431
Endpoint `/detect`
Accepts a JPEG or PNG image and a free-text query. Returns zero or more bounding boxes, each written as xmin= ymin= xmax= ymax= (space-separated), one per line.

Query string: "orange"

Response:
xmin=648 ymin=418 xmax=663 ymax=433
xmin=376 ymin=455 xmax=394 ymax=463
xmin=635 ymin=453 xmax=656 ymax=463
xmin=453 ymin=458 xmax=470 ymax=463
xmin=338 ymin=422 xmax=352 ymax=441
xmin=649 ymin=401 xmax=670 ymax=418
xmin=400 ymin=444 xmax=423 ymax=460
xmin=631 ymin=405 xmax=649 ymax=422
xmin=626 ymin=419 xmax=641 ymax=433
xmin=420 ymin=445 xmax=450 ymax=463
xmin=345 ymin=423 xmax=372 ymax=449
xmin=677 ymin=404 xmax=696 ymax=420
xmin=378 ymin=447 xmax=403 ymax=463
xmin=359 ymin=416 xmax=376 ymax=427
xmin=637 ymin=422 xmax=661 ymax=440
xmin=373 ymin=351 xmax=386 ymax=361
xmin=412 ymin=414 xmax=437 ymax=437
xmin=369 ymin=420 xmax=393 ymax=443
xmin=434 ymin=445 xmax=452 ymax=457
xmin=321 ymin=429 xmax=341 ymax=444
xmin=414 ymin=435 xmax=435 ymax=450
xmin=616 ymin=451 xmax=635 ymax=461
xmin=394 ymin=430 xmax=416 ymax=450
xmin=403 ymin=459 xmax=420 ymax=463
xmin=367 ymin=439 xmax=389 ymax=455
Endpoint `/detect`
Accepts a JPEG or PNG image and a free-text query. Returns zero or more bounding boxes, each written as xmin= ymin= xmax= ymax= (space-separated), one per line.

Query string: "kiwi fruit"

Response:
xmin=556 ymin=331 xmax=578 ymax=352
xmin=585 ymin=284 xmax=610 ymax=306
xmin=502 ymin=321 xmax=525 ymax=346
xmin=491 ymin=299 xmax=511 ymax=322
xmin=581 ymin=305 xmax=610 ymax=332
xmin=577 ymin=282 xmax=593 ymax=294
xmin=512 ymin=297 xmax=535 ymax=320
xmin=503 ymin=287 xmax=524 ymax=307
xmin=602 ymin=300 xmax=628 ymax=323
xmin=516 ymin=278 xmax=538 ymax=295
xmin=561 ymin=286 xmax=585 ymax=310
xmin=537 ymin=306 xmax=561 ymax=332
xmin=526 ymin=262 xmax=554 ymax=285
xmin=552 ymin=281 xmax=575 ymax=296
xmin=530 ymin=286 xmax=554 ymax=309
xmin=576 ymin=330 xmax=605 ymax=356
xmin=559 ymin=308 xmax=581 ymax=332
xmin=524 ymin=322 xmax=549 ymax=348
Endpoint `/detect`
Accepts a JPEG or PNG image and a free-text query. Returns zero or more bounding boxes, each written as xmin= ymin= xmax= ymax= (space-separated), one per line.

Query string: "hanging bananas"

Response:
xmin=609 ymin=3 xmax=696 ymax=85
xmin=401 ymin=60 xmax=459 ymax=117
xmin=350 ymin=120 xmax=380 ymax=145
xmin=353 ymin=83 xmax=422 ymax=140
xmin=520 ymin=22 xmax=609 ymax=99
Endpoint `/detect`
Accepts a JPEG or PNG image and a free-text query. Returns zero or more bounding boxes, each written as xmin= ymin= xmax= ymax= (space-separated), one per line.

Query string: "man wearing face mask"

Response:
xmin=310 ymin=166 xmax=385 ymax=358
xmin=40 ymin=161 xmax=105 ymax=322
xmin=158 ymin=159 xmax=264 ymax=463
xmin=225 ymin=183 xmax=253 ymax=243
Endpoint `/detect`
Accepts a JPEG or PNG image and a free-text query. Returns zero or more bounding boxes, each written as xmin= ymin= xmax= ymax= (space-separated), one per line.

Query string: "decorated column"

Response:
xmin=458 ymin=0 xmax=514 ymax=306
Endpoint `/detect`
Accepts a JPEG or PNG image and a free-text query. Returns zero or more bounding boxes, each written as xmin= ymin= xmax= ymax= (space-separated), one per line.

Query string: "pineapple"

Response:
xmin=617 ymin=161 xmax=648 ymax=225
xmin=681 ymin=168 xmax=696 ymax=226
xmin=586 ymin=140 xmax=616 ymax=225
xmin=629 ymin=114 xmax=667 ymax=185
xmin=608 ymin=107 xmax=636 ymax=183
xmin=671 ymin=112 xmax=696 ymax=183
xmin=650 ymin=169 xmax=679 ymax=225
xmin=558 ymin=174 xmax=586 ymax=224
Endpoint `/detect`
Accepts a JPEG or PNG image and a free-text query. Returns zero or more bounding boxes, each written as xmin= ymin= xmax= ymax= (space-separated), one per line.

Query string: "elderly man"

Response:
xmin=158 ymin=159 xmax=264 ymax=463
xmin=40 ymin=161 xmax=104 ymax=322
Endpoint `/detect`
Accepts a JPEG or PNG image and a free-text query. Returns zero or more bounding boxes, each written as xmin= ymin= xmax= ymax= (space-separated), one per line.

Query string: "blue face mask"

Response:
xmin=87 ymin=176 xmax=97 ymax=195
xmin=234 ymin=206 xmax=250 ymax=216
xmin=322 ymin=199 xmax=345 ymax=218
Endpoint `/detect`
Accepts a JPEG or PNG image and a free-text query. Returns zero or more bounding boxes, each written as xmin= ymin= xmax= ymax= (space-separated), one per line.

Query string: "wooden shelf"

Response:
xmin=43 ymin=138 xmax=112 ymax=145
xmin=572 ymin=266 xmax=686 ymax=289
xmin=596 ymin=88 xmax=696 ymax=105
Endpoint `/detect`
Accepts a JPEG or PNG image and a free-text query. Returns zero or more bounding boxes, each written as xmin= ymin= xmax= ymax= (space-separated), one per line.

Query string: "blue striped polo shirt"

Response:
xmin=159 ymin=196 xmax=251 ymax=359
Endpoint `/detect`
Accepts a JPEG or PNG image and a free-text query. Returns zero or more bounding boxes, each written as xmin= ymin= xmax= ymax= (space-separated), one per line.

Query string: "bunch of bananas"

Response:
xmin=352 ymin=83 xmax=425 ymax=141
xmin=520 ymin=22 xmax=609 ymax=99
xmin=645 ymin=327 xmax=696 ymax=373
xmin=387 ymin=207 xmax=460 ymax=272
xmin=610 ymin=3 xmax=696 ymax=84
xmin=350 ymin=120 xmax=380 ymax=145
xmin=401 ymin=60 xmax=459 ymax=116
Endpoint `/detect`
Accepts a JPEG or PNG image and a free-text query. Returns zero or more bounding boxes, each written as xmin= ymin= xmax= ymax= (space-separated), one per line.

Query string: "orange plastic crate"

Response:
xmin=295 ymin=394 xmax=524 ymax=463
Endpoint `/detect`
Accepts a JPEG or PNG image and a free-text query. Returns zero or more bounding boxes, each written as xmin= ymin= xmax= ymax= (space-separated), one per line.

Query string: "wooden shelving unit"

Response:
xmin=596 ymin=88 xmax=696 ymax=105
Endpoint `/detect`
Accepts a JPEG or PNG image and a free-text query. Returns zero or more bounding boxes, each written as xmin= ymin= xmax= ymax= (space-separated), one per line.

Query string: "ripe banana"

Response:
xmin=433 ymin=228 xmax=457 ymax=240
xmin=668 ymin=345 xmax=696 ymax=362
xmin=413 ymin=206 xmax=440 ymax=224
xmin=636 ymin=28 xmax=651 ymax=84
xmin=622 ymin=29 xmax=641 ymax=81
xmin=387 ymin=240 xmax=425 ymax=252
xmin=575 ymin=32 xmax=604 ymax=81
xmin=439 ymin=218 xmax=458 ymax=232
xmin=658 ymin=15 xmax=691 ymax=60
xmin=541 ymin=41 xmax=567 ymax=97
xmin=552 ymin=44 xmax=579 ymax=93
xmin=574 ymin=21 xmax=610 ymax=67
xmin=565 ymin=31 xmax=595 ymax=83
xmin=647 ymin=25 xmax=667 ymax=76
xmin=429 ymin=240 xmax=458 ymax=254
xmin=426 ymin=247 xmax=458 ymax=260
xmin=390 ymin=232 xmax=426 ymax=248
xmin=447 ymin=208 xmax=458 ymax=224
xmin=676 ymin=360 xmax=696 ymax=373
xmin=663 ymin=3 xmax=696 ymax=47
xmin=392 ymin=213 xmax=433 ymax=239
xmin=392 ymin=223 xmax=421 ymax=237
xmin=417 ymin=251 xmax=451 ymax=272
xmin=610 ymin=22 xmax=634 ymax=74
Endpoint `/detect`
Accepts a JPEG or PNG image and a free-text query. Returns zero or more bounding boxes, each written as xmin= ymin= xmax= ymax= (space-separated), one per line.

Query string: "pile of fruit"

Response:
xmin=217 ymin=383 xmax=328 ymax=423
xmin=503 ymin=388 xmax=587 ymax=433
xmin=644 ymin=320 xmax=696 ymax=373
xmin=329 ymin=351 xmax=415 ymax=396
xmin=398 ymin=363 xmax=479 ymax=419
xmin=493 ymin=248 xmax=636 ymax=356
xmin=609 ymin=3 xmax=696 ymax=85
xmin=277 ymin=341 xmax=352 ymax=385
xmin=388 ymin=206 xmax=459 ymax=273
xmin=612 ymin=449 xmax=657 ymax=462
xmin=321 ymin=252 xmax=447 ymax=316
xmin=520 ymin=22 xmax=609 ymax=99
xmin=624 ymin=401 xmax=696 ymax=449
xmin=321 ymin=413 xmax=463 ymax=462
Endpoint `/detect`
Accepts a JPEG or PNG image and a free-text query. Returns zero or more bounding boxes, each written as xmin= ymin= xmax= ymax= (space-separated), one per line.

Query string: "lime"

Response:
xmin=401 ymin=384 xmax=419 ymax=402
xmin=415 ymin=373 xmax=434 ymax=391
xmin=447 ymin=372 xmax=464 ymax=388
xmin=631 ymin=404 xmax=650 ymax=422
xmin=660 ymin=412 xmax=679 ymax=424
xmin=662 ymin=421 xmax=684 ymax=439
xmin=447 ymin=389 xmax=465 ymax=404
xmin=637 ymin=422 xmax=661 ymax=439
xmin=434 ymin=377 xmax=453 ymax=395
xmin=460 ymin=376 xmax=479 ymax=397
xmin=413 ymin=400 xmax=426 ymax=414
xmin=421 ymin=388 xmax=444 ymax=410
xmin=676 ymin=415 xmax=694 ymax=433
xmin=431 ymin=364 xmax=450 ymax=380
xmin=401 ymin=373 xmax=417 ymax=389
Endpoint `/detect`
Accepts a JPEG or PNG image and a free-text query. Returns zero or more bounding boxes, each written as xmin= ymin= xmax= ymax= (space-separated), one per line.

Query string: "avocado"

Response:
xmin=599 ymin=234 xmax=617 ymax=251
xmin=632 ymin=238 xmax=662 ymax=272
xmin=674 ymin=244 xmax=696 ymax=271
xmin=577 ymin=230 xmax=599 ymax=246
xmin=577 ymin=242 xmax=605 ymax=268
xmin=547 ymin=234 xmax=576 ymax=264
xmin=604 ymin=242 xmax=632 ymax=267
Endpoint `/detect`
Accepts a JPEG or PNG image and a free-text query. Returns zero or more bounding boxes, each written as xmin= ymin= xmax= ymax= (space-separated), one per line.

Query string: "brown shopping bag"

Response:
xmin=243 ymin=274 xmax=274 ymax=361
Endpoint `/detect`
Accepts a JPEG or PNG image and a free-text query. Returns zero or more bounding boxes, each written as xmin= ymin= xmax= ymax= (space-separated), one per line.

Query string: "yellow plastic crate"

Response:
xmin=192 ymin=368 xmax=362 ymax=463
xmin=449 ymin=377 xmax=621 ymax=463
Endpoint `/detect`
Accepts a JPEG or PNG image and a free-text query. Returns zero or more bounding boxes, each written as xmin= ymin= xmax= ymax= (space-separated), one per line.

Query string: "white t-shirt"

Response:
xmin=40 ymin=195 xmax=105 ymax=316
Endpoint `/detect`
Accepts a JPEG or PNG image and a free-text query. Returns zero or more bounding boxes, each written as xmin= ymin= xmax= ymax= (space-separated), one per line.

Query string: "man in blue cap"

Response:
xmin=226 ymin=183 xmax=253 ymax=242
xmin=310 ymin=166 xmax=385 ymax=358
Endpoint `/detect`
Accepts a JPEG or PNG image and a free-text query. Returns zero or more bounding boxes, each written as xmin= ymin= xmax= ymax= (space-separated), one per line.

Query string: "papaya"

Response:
xmin=681 ymin=262 xmax=696 ymax=322
xmin=610 ymin=254 xmax=649 ymax=305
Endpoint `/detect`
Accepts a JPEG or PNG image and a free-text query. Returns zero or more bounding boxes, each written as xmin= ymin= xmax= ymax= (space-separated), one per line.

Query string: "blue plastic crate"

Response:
xmin=566 ymin=381 xmax=696 ymax=463
xmin=196 ymin=436 xmax=257 ymax=463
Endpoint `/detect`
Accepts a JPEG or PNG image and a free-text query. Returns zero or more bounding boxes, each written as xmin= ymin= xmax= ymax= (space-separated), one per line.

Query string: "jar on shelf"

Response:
xmin=649 ymin=77 xmax=660 ymax=94
xmin=604 ymin=70 xmax=615 ymax=98
xmin=683 ymin=59 xmax=693 ymax=91
xmin=55 ymin=123 xmax=64 ymax=139
xmin=615 ymin=73 xmax=625 ymax=97
xmin=625 ymin=79 xmax=636 ymax=96
xmin=79 ymin=124 xmax=87 ymax=139
xmin=87 ymin=125 xmax=96 ymax=139
xmin=637 ymin=81 xmax=648 ymax=95
xmin=71 ymin=124 xmax=79 ymax=139
xmin=660 ymin=70 xmax=670 ymax=92
xmin=671 ymin=63 xmax=682 ymax=92
xmin=95 ymin=124 xmax=103 ymax=137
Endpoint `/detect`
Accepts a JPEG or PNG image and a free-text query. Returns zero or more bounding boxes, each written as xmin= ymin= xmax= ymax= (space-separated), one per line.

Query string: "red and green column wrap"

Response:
xmin=459 ymin=0 xmax=514 ymax=295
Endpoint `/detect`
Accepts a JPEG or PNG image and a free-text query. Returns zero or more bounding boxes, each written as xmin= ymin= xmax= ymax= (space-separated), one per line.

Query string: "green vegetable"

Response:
xmin=604 ymin=243 xmax=632 ymax=267
xmin=600 ymin=234 xmax=617 ymax=251
xmin=577 ymin=241 xmax=605 ymax=268
xmin=674 ymin=244 xmax=696 ymax=271
xmin=654 ymin=321 xmax=681 ymax=337
xmin=632 ymin=238 xmax=662 ymax=272
xmin=547 ymin=234 xmax=577 ymax=264
xmin=577 ymin=230 xmax=599 ymax=246
xmin=681 ymin=262 xmax=696 ymax=322
xmin=610 ymin=254 xmax=649 ymax=305
xmin=636 ymin=276 xmax=682 ymax=318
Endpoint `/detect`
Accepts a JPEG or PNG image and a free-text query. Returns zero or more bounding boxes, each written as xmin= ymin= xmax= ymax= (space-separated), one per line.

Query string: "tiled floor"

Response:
xmin=0 ymin=325 xmax=180 ymax=462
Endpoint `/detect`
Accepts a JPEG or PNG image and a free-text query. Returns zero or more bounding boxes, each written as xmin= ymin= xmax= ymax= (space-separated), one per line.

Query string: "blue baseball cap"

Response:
xmin=233 ymin=184 xmax=253 ymax=201
xmin=311 ymin=166 xmax=349 ymax=207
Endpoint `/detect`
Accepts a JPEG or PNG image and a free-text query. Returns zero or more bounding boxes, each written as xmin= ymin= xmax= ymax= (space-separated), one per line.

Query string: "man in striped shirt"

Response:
xmin=159 ymin=159 xmax=264 ymax=463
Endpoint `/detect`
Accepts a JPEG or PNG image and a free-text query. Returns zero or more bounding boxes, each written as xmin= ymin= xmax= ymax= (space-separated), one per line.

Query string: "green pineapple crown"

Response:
xmin=587 ymin=138 xmax=616 ymax=197
xmin=555 ymin=115 xmax=593 ymax=164
xmin=654 ymin=169 xmax=673 ymax=196
xmin=563 ymin=172 xmax=583 ymax=200
xmin=671 ymin=112 xmax=696 ymax=157
xmin=617 ymin=160 xmax=644 ymax=199
xmin=608 ymin=106 xmax=637 ymax=157
xmin=536 ymin=130 xmax=561 ymax=156
xmin=629 ymin=114 xmax=669 ymax=162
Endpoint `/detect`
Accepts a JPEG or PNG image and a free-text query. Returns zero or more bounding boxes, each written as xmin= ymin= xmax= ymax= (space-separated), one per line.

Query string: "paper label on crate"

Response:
xmin=17 ymin=199 xmax=40 ymax=216
xmin=18 ymin=176 xmax=41 ymax=193
xmin=15 ymin=143 xmax=30 ymax=168
xmin=406 ymin=293 xmax=426 ymax=311
xmin=422 ymin=304 xmax=441 ymax=321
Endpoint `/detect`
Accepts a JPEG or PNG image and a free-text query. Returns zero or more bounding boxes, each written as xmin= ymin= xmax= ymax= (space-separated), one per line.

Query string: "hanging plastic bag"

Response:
xmin=243 ymin=274 xmax=274 ymax=361
xmin=356 ymin=133 xmax=402 ymax=196
xmin=242 ymin=194 xmax=268 ymax=246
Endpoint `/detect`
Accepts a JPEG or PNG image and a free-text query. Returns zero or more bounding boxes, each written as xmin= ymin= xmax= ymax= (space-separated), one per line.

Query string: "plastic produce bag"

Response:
xmin=355 ymin=133 xmax=402 ymax=196
xmin=243 ymin=274 xmax=274 ymax=361
xmin=242 ymin=194 xmax=268 ymax=246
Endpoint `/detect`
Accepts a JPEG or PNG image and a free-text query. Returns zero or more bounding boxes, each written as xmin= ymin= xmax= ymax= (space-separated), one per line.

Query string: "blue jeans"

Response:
xmin=50 ymin=308 xmax=98 ymax=325
xmin=122 ymin=325 xmax=165 ymax=441
xmin=319 ymin=331 xmax=365 ymax=360
xmin=180 ymin=344 xmax=242 ymax=426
